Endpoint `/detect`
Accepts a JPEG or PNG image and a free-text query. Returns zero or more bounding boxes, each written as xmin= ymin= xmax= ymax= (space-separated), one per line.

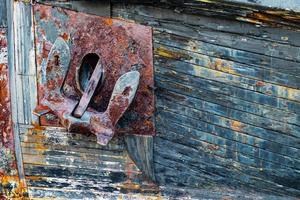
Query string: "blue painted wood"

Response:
xmin=154 ymin=34 xmax=300 ymax=89
xmin=155 ymin=123 xmax=300 ymax=185
xmin=114 ymin=4 xmax=300 ymax=51
xmin=156 ymin=106 xmax=300 ymax=169
xmin=154 ymin=137 xmax=300 ymax=195
xmin=0 ymin=0 xmax=6 ymax=27
xmin=156 ymin=96 xmax=300 ymax=160
xmin=156 ymin=68 xmax=300 ymax=126
xmin=155 ymin=58 xmax=300 ymax=116
xmin=155 ymin=72 xmax=300 ymax=139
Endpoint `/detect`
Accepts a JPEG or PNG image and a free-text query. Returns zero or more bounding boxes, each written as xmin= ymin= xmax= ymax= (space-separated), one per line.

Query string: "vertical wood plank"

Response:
xmin=0 ymin=0 xmax=6 ymax=28
xmin=12 ymin=3 xmax=38 ymax=125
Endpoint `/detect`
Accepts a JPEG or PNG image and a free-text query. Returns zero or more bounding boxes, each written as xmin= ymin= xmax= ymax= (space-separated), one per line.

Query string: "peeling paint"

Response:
xmin=0 ymin=28 xmax=28 ymax=199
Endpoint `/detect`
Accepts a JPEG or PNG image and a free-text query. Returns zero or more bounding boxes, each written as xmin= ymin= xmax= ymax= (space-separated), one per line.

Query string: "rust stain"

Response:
xmin=256 ymin=81 xmax=265 ymax=87
xmin=1 ymin=176 xmax=28 ymax=199
xmin=60 ymin=32 xmax=69 ymax=41
xmin=104 ymin=18 xmax=114 ymax=26
xmin=210 ymin=58 xmax=236 ymax=75
xmin=155 ymin=46 xmax=191 ymax=60
xmin=0 ymin=30 xmax=13 ymax=149
xmin=230 ymin=120 xmax=246 ymax=132
xmin=0 ymin=29 xmax=28 ymax=199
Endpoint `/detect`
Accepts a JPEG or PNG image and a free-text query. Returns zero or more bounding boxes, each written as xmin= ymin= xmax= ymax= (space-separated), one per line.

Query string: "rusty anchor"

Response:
xmin=34 ymin=37 xmax=140 ymax=145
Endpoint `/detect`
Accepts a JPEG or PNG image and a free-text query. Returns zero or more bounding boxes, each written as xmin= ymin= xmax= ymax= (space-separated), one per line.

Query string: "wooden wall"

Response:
xmin=111 ymin=3 xmax=300 ymax=197
xmin=5 ymin=0 xmax=300 ymax=199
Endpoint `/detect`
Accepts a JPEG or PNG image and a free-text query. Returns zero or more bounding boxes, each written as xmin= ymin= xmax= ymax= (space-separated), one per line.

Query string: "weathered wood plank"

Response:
xmin=154 ymin=137 xmax=300 ymax=196
xmin=156 ymin=68 xmax=300 ymax=126
xmin=113 ymin=4 xmax=300 ymax=46
xmin=155 ymin=45 xmax=300 ymax=102
xmin=0 ymin=0 xmax=6 ymax=27
xmin=155 ymin=125 xmax=300 ymax=176
xmin=154 ymin=33 xmax=300 ymax=88
xmin=22 ymin=154 xmax=125 ymax=171
xmin=155 ymin=85 xmax=300 ymax=148
xmin=12 ymin=3 xmax=38 ymax=125
xmin=157 ymin=90 xmax=300 ymax=150
xmin=156 ymin=98 xmax=300 ymax=160
xmin=125 ymin=135 xmax=156 ymax=182
xmin=155 ymin=58 xmax=300 ymax=115
xmin=156 ymin=107 xmax=300 ymax=169
xmin=37 ymin=0 xmax=111 ymax=17
xmin=224 ymin=0 xmax=300 ymax=12
xmin=153 ymin=1 xmax=300 ymax=30
xmin=5 ymin=0 xmax=28 ymax=195
xmin=155 ymin=73 xmax=300 ymax=139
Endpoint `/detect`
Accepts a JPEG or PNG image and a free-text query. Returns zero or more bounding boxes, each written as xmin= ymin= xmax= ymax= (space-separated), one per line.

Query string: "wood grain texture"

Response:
xmin=112 ymin=3 xmax=300 ymax=197
xmin=20 ymin=126 xmax=296 ymax=199
xmin=12 ymin=3 xmax=38 ymax=125
xmin=37 ymin=0 xmax=111 ymax=17
xmin=125 ymin=135 xmax=156 ymax=182
xmin=0 ymin=0 xmax=6 ymax=28
xmin=15 ymin=1 xmax=300 ymax=199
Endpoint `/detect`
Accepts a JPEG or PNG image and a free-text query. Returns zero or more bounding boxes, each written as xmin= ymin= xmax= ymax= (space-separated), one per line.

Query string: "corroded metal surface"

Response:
xmin=34 ymin=4 xmax=155 ymax=137
xmin=73 ymin=57 xmax=104 ymax=118
xmin=0 ymin=29 xmax=27 ymax=199
xmin=36 ymin=37 xmax=141 ymax=145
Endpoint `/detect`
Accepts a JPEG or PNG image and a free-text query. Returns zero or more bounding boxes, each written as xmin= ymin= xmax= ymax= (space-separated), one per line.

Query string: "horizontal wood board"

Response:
xmin=112 ymin=3 xmax=300 ymax=197
xmin=20 ymin=125 xmax=297 ymax=199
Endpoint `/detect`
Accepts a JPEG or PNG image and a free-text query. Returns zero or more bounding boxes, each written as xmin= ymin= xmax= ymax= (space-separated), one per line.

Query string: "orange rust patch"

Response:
xmin=211 ymin=58 xmax=236 ymax=75
xmin=155 ymin=46 xmax=191 ymax=60
xmin=120 ymin=181 xmax=141 ymax=191
xmin=256 ymin=81 xmax=265 ymax=87
xmin=1 ymin=176 xmax=28 ymax=199
xmin=31 ymin=122 xmax=46 ymax=131
xmin=104 ymin=18 xmax=113 ymax=26
xmin=230 ymin=120 xmax=246 ymax=132
xmin=60 ymin=32 xmax=69 ymax=41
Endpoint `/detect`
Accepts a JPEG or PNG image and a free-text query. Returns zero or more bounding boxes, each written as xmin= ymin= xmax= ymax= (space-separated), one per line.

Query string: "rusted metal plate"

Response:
xmin=0 ymin=30 xmax=12 ymax=150
xmin=33 ymin=4 xmax=155 ymax=136
xmin=0 ymin=29 xmax=27 ymax=199
xmin=36 ymin=37 xmax=141 ymax=145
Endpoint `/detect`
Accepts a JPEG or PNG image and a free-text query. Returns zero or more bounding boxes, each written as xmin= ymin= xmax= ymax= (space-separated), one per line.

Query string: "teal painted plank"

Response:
xmin=156 ymin=119 xmax=300 ymax=171
xmin=154 ymin=37 xmax=300 ymax=89
xmin=156 ymin=106 xmax=300 ymax=169
xmin=155 ymin=59 xmax=300 ymax=116
xmin=156 ymin=67 xmax=300 ymax=125
xmin=154 ymin=138 xmax=300 ymax=195
xmin=156 ymin=96 xmax=300 ymax=159
xmin=155 ymin=82 xmax=300 ymax=148
xmin=155 ymin=72 xmax=300 ymax=138
xmin=156 ymin=122 xmax=300 ymax=183
xmin=154 ymin=54 xmax=300 ymax=103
